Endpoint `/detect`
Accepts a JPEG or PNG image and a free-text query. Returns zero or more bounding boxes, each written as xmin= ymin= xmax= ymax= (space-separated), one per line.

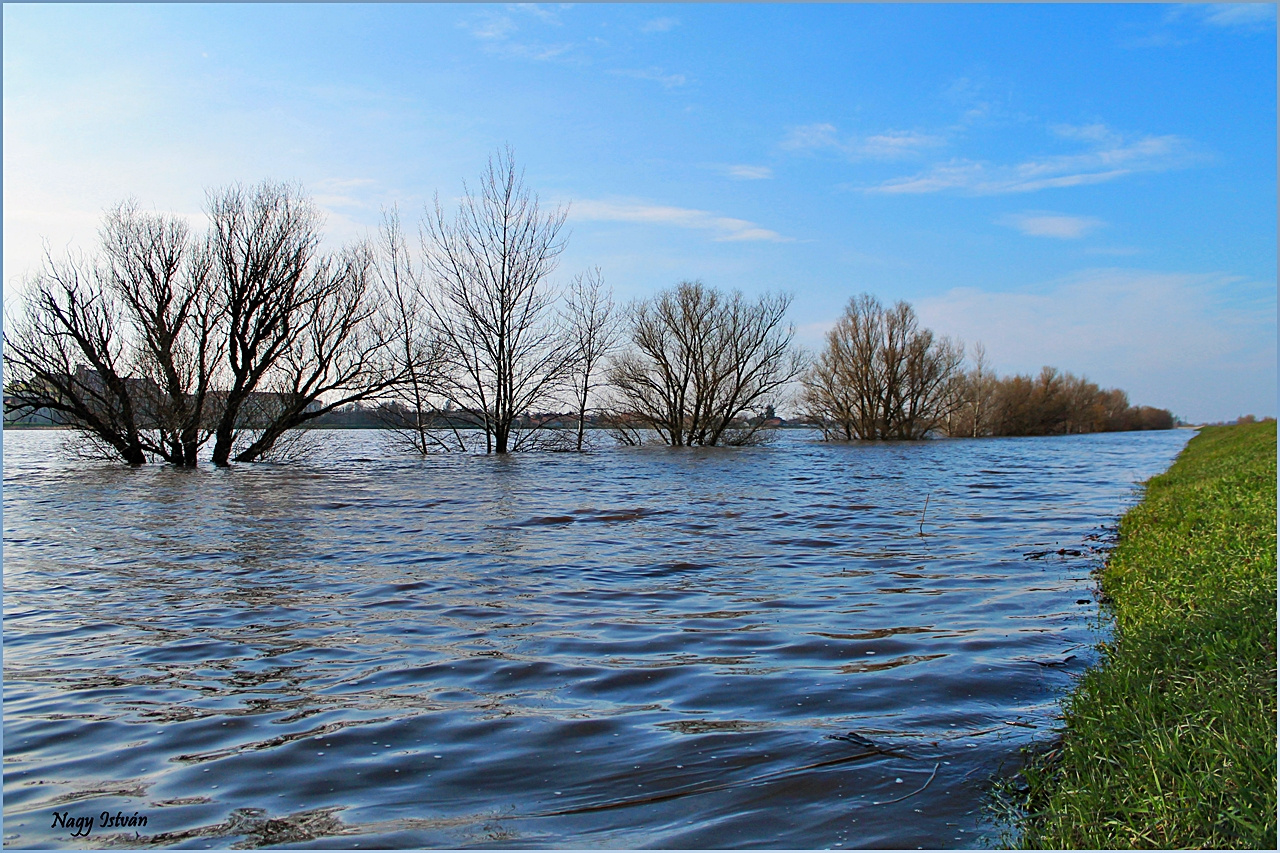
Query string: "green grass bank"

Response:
xmin=1009 ymin=422 xmax=1277 ymax=849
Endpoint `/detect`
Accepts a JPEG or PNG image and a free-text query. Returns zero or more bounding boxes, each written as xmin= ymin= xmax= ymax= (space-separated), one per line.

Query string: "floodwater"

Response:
xmin=3 ymin=428 xmax=1191 ymax=849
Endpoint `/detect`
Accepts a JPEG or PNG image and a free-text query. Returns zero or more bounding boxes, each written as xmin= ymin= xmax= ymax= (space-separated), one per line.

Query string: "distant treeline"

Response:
xmin=945 ymin=365 xmax=1175 ymax=438
xmin=802 ymin=294 xmax=1174 ymax=441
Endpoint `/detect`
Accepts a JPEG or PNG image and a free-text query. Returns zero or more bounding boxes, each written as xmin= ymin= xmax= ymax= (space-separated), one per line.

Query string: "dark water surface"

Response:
xmin=3 ymin=428 xmax=1191 ymax=849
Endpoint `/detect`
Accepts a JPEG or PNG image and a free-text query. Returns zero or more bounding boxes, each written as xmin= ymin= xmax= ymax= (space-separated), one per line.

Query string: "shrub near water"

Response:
xmin=1014 ymin=422 xmax=1277 ymax=849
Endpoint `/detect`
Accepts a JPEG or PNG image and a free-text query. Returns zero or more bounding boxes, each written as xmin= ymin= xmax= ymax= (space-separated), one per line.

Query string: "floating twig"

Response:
xmin=825 ymin=731 xmax=915 ymax=760
xmin=872 ymin=762 xmax=940 ymax=805
xmin=945 ymin=726 xmax=1001 ymax=739
xmin=918 ymin=493 xmax=931 ymax=535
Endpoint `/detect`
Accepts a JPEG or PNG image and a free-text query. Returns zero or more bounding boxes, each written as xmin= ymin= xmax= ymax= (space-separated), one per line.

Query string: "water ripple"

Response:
xmin=3 ymin=429 xmax=1190 ymax=848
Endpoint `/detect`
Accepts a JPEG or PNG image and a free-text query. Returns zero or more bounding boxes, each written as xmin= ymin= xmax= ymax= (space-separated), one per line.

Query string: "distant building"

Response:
xmin=4 ymin=365 xmax=322 ymax=429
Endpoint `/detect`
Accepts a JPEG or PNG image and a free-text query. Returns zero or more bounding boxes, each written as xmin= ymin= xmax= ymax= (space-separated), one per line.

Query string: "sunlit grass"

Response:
xmin=1009 ymin=422 xmax=1277 ymax=849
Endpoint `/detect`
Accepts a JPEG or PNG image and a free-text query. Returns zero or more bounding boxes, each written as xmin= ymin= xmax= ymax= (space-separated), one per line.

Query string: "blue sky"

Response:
xmin=4 ymin=3 xmax=1276 ymax=421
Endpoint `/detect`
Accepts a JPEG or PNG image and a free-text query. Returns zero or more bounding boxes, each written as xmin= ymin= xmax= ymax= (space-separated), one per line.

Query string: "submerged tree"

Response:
xmin=5 ymin=183 xmax=407 ymax=466
xmin=946 ymin=341 xmax=998 ymax=438
xmin=802 ymin=293 xmax=964 ymax=440
xmin=98 ymin=202 xmax=223 ymax=465
xmin=561 ymin=267 xmax=619 ymax=451
xmin=370 ymin=207 xmax=452 ymax=454
xmin=608 ymin=280 xmax=802 ymax=447
xmin=4 ymin=203 xmax=220 ymax=465
xmin=982 ymin=366 xmax=1174 ymax=436
xmin=206 ymin=182 xmax=406 ymax=464
xmin=422 ymin=146 xmax=573 ymax=453
xmin=5 ymin=252 xmax=150 ymax=464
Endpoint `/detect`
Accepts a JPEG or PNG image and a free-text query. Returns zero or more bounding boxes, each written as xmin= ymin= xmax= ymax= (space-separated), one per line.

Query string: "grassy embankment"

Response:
xmin=1010 ymin=421 xmax=1277 ymax=849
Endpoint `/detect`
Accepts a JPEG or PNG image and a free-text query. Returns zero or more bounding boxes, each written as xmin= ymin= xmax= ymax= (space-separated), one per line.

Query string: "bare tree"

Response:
xmin=1062 ymin=372 xmax=1106 ymax=434
xmin=228 ymin=242 xmax=406 ymax=463
xmin=983 ymin=367 xmax=1172 ymax=436
xmin=882 ymin=300 xmax=965 ymax=439
xmin=6 ymin=183 xmax=416 ymax=467
xmin=1099 ymin=387 xmax=1131 ymax=428
xmin=422 ymin=146 xmax=572 ymax=453
xmin=205 ymin=182 xmax=407 ymax=465
xmin=98 ymin=201 xmax=220 ymax=464
xmin=608 ymin=280 xmax=802 ymax=447
xmin=803 ymin=293 xmax=964 ymax=440
xmin=961 ymin=341 xmax=998 ymax=437
xmin=4 ymin=203 xmax=218 ymax=466
xmin=4 ymin=252 xmax=149 ymax=464
xmin=802 ymin=293 xmax=881 ymax=440
xmin=561 ymin=267 xmax=619 ymax=451
xmin=205 ymin=181 xmax=321 ymax=465
xmin=942 ymin=341 xmax=999 ymax=438
xmin=372 ymin=207 xmax=453 ymax=454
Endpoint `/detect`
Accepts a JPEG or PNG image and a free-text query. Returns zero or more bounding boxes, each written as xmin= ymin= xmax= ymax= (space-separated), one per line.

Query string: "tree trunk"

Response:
xmin=211 ymin=425 xmax=235 ymax=467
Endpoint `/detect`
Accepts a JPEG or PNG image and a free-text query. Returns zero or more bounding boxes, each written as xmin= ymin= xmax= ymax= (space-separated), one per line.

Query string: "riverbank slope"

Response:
xmin=1011 ymin=421 xmax=1277 ymax=848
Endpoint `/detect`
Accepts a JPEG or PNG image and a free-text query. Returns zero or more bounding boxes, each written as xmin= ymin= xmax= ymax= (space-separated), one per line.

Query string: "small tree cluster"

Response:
xmin=421 ymin=148 xmax=575 ymax=454
xmin=607 ymin=281 xmax=802 ymax=447
xmin=801 ymin=293 xmax=1174 ymax=440
xmin=4 ymin=187 xmax=402 ymax=466
xmin=955 ymin=366 xmax=1175 ymax=436
xmin=3 ymin=149 xmax=628 ymax=463
xmin=802 ymin=293 xmax=964 ymax=440
xmin=368 ymin=148 xmax=623 ymax=455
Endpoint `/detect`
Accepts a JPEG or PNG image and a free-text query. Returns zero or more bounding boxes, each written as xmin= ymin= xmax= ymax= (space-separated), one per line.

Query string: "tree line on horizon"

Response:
xmin=3 ymin=148 xmax=1174 ymax=466
xmin=801 ymin=292 xmax=1174 ymax=441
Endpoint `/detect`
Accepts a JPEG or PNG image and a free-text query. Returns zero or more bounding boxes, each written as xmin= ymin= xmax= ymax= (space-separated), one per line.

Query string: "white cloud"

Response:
xmin=1200 ymin=4 xmax=1276 ymax=29
xmin=1120 ymin=31 xmax=1192 ymax=50
xmin=724 ymin=165 xmax=773 ymax=180
xmin=570 ymin=200 xmax=791 ymax=242
xmin=458 ymin=8 xmax=578 ymax=62
xmin=998 ymin=212 xmax=1105 ymax=239
xmin=500 ymin=42 xmax=577 ymax=62
xmin=1085 ymin=246 xmax=1145 ymax=257
xmin=862 ymin=161 xmax=984 ymax=194
xmin=462 ymin=12 xmax=516 ymax=40
xmin=781 ymin=123 xmax=944 ymax=159
xmin=914 ymin=269 xmax=1276 ymax=422
xmin=859 ymin=131 xmax=947 ymax=158
xmin=868 ymin=126 xmax=1193 ymax=195
xmin=1049 ymin=122 xmax=1116 ymax=144
xmin=609 ymin=67 xmax=686 ymax=88
xmin=942 ymin=76 xmax=1003 ymax=125
xmin=641 ymin=17 xmax=680 ymax=34
xmin=781 ymin=123 xmax=841 ymax=151
xmin=511 ymin=4 xmax=568 ymax=25
xmin=1130 ymin=5 xmax=1272 ymax=48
